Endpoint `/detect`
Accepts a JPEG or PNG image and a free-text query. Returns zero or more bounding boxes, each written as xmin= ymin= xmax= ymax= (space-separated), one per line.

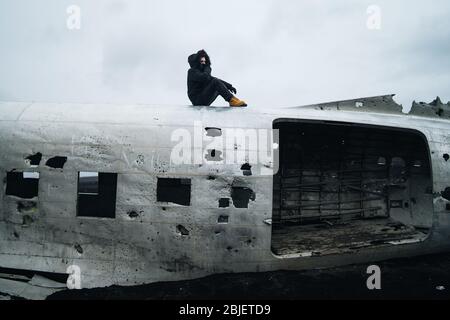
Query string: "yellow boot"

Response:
xmin=229 ymin=96 xmax=247 ymax=107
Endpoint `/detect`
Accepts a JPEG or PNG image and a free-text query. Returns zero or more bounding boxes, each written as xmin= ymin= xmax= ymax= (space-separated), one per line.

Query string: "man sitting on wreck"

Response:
xmin=187 ymin=49 xmax=247 ymax=107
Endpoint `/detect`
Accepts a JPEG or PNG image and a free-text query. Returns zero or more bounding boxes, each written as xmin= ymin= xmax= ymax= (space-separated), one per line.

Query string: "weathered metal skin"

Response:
xmin=0 ymin=94 xmax=449 ymax=289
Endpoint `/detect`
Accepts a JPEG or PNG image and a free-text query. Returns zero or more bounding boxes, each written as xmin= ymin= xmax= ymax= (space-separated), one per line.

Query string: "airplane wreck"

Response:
xmin=0 ymin=94 xmax=450 ymax=298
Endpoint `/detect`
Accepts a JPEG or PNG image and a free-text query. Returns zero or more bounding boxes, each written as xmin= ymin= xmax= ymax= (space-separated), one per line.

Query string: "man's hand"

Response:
xmin=230 ymin=86 xmax=237 ymax=94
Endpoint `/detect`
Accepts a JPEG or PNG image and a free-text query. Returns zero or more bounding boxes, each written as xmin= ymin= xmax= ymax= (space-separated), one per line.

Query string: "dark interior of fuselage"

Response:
xmin=272 ymin=120 xmax=433 ymax=256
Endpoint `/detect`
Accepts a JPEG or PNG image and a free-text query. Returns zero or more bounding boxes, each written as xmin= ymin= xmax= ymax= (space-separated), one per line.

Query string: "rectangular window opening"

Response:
xmin=77 ymin=172 xmax=117 ymax=218
xmin=157 ymin=178 xmax=191 ymax=206
xmin=6 ymin=171 xmax=39 ymax=199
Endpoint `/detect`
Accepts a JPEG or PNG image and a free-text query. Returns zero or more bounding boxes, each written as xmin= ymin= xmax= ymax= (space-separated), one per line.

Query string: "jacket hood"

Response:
xmin=188 ymin=54 xmax=198 ymax=68
xmin=188 ymin=49 xmax=211 ymax=69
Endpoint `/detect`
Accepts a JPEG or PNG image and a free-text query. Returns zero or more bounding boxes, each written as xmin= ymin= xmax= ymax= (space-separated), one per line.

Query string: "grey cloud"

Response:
xmin=0 ymin=0 xmax=449 ymax=108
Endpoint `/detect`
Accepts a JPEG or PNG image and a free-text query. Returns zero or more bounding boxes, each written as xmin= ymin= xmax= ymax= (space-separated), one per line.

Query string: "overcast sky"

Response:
xmin=1 ymin=0 xmax=449 ymax=111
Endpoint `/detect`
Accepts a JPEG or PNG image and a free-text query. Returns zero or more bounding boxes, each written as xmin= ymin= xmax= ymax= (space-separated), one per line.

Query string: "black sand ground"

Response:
xmin=47 ymin=252 xmax=450 ymax=300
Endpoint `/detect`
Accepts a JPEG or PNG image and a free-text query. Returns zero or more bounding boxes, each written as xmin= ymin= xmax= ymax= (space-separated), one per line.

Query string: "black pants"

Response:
xmin=193 ymin=78 xmax=233 ymax=106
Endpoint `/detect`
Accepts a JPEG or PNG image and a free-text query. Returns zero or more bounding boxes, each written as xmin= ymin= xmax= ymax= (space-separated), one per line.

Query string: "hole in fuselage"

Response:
xmin=46 ymin=156 xmax=67 ymax=169
xmin=271 ymin=120 xmax=432 ymax=257
xmin=25 ymin=153 xmax=42 ymax=166
xmin=6 ymin=171 xmax=39 ymax=199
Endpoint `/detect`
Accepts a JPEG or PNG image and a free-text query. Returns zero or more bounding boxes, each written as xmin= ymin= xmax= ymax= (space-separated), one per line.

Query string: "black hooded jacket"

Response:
xmin=187 ymin=50 xmax=232 ymax=103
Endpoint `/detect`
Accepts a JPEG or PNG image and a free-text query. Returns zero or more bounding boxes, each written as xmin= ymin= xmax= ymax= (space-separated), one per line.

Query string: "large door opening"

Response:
xmin=272 ymin=120 xmax=433 ymax=256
